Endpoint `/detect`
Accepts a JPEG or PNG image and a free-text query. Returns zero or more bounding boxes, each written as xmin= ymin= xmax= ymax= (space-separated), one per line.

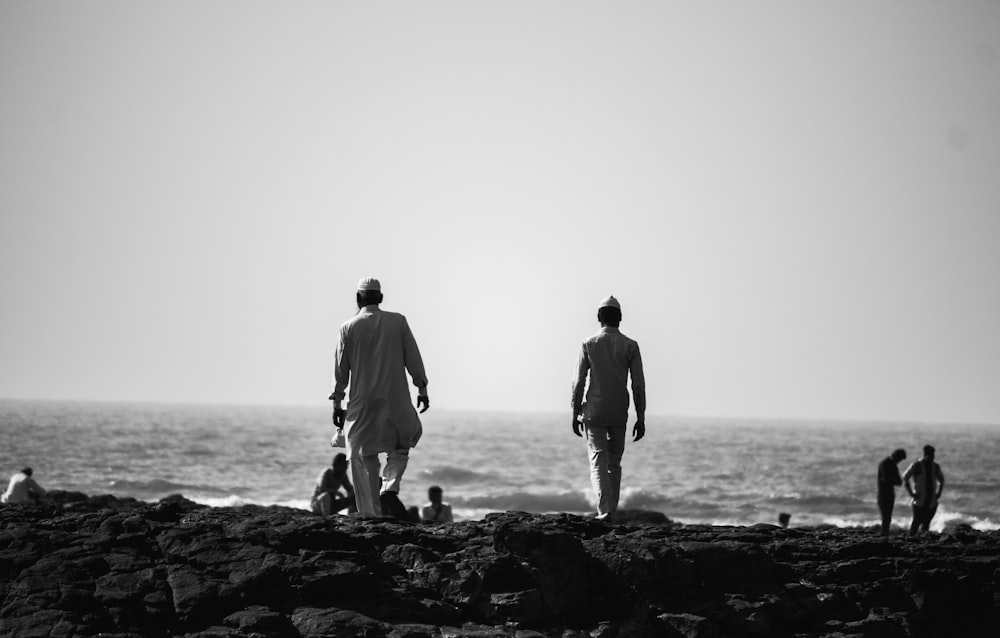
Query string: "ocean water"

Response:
xmin=1 ymin=399 xmax=998 ymax=532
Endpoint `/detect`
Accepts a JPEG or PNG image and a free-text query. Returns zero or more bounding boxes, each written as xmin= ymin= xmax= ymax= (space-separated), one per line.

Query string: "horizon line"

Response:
xmin=1 ymin=395 xmax=998 ymax=428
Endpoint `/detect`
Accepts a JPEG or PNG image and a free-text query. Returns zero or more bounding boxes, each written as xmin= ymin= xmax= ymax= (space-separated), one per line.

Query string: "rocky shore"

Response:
xmin=1 ymin=492 xmax=998 ymax=637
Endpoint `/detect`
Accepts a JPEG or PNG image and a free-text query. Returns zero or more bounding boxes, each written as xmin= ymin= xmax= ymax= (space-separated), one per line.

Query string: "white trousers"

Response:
xmin=349 ymin=448 xmax=410 ymax=516
xmin=585 ymin=425 xmax=626 ymax=517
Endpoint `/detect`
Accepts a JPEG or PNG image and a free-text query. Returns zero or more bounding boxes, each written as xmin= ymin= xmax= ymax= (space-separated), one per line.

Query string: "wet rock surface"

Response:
xmin=1 ymin=491 xmax=998 ymax=637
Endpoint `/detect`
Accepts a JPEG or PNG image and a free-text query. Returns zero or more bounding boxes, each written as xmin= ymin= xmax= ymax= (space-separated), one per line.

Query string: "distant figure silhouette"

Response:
xmin=876 ymin=448 xmax=906 ymax=536
xmin=778 ymin=512 xmax=791 ymax=528
xmin=421 ymin=485 xmax=454 ymax=522
xmin=903 ymin=445 xmax=945 ymax=535
xmin=571 ymin=295 xmax=646 ymax=523
xmin=330 ymin=277 xmax=429 ymax=518
xmin=1 ymin=467 xmax=46 ymax=504
xmin=310 ymin=453 xmax=356 ymax=516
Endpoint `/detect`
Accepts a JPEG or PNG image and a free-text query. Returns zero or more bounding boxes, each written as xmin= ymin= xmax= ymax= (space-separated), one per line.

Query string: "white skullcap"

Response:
xmin=599 ymin=295 xmax=621 ymax=310
xmin=357 ymin=277 xmax=381 ymax=292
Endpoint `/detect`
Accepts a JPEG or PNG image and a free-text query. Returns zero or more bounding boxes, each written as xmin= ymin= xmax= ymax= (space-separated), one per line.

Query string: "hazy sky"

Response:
xmin=2 ymin=1 xmax=998 ymax=423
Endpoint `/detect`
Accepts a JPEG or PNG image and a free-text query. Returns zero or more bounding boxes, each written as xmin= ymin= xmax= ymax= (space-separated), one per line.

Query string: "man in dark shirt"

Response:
xmin=571 ymin=295 xmax=646 ymax=522
xmin=876 ymin=448 xmax=906 ymax=536
xmin=310 ymin=453 xmax=356 ymax=516
xmin=903 ymin=445 xmax=945 ymax=535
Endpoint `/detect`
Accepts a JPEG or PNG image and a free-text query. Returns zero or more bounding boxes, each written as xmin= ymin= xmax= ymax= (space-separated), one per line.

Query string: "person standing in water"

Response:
xmin=570 ymin=295 xmax=646 ymax=523
xmin=330 ymin=277 xmax=429 ymax=518
xmin=876 ymin=448 xmax=907 ymax=536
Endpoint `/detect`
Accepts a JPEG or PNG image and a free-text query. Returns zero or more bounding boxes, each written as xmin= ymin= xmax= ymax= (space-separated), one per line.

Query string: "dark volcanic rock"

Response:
xmin=1 ymin=496 xmax=999 ymax=637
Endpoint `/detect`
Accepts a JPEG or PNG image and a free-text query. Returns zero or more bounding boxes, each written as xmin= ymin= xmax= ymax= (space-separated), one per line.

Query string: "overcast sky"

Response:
xmin=2 ymin=1 xmax=998 ymax=423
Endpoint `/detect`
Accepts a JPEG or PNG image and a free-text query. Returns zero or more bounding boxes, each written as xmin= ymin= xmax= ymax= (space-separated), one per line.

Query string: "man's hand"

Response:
xmin=572 ymin=412 xmax=583 ymax=437
xmin=333 ymin=406 xmax=346 ymax=428
xmin=417 ymin=395 xmax=430 ymax=413
xmin=633 ymin=419 xmax=646 ymax=442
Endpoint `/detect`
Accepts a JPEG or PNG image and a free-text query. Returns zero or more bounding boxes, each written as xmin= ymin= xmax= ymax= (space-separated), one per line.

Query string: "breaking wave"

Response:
xmin=763 ymin=492 xmax=868 ymax=512
xmin=106 ymin=478 xmax=239 ymax=496
xmin=418 ymin=465 xmax=498 ymax=485
xmin=451 ymin=491 xmax=592 ymax=513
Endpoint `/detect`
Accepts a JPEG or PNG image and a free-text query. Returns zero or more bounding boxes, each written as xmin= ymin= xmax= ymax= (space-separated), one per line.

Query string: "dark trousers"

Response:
xmin=877 ymin=491 xmax=895 ymax=536
xmin=910 ymin=504 xmax=937 ymax=535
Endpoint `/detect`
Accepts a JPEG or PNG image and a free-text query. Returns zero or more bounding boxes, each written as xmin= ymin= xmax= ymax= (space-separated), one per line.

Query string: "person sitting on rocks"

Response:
xmin=310 ymin=453 xmax=356 ymax=516
xmin=421 ymin=485 xmax=453 ymax=522
xmin=877 ymin=448 xmax=906 ymax=536
xmin=1 ymin=467 xmax=46 ymax=504
xmin=903 ymin=445 xmax=945 ymax=535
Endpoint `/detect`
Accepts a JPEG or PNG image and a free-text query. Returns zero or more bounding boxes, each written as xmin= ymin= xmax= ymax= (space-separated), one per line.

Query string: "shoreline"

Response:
xmin=2 ymin=491 xmax=999 ymax=637
xmin=77 ymin=490 xmax=1000 ymax=534
xmin=13 ymin=487 xmax=999 ymax=534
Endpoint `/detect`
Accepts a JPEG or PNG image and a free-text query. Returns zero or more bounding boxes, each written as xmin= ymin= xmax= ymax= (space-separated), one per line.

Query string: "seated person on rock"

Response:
xmin=421 ymin=485 xmax=453 ymax=522
xmin=310 ymin=453 xmax=356 ymax=516
xmin=1 ymin=467 xmax=46 ymax=504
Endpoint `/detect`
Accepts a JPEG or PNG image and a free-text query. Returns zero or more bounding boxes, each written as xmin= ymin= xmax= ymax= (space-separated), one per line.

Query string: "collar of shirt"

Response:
xmin=600 ymin=326 xmax=621 ymax=335
xmin=358 ymin=304 xmax=381 ymax=314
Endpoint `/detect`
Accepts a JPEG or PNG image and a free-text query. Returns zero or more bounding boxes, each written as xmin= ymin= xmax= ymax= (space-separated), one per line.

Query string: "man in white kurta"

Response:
xmin=330 ymin=277 xmax=429 ymax=517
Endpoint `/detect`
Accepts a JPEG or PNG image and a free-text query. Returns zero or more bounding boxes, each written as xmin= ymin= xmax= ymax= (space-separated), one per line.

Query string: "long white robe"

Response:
xmin=331 ymin=306 xmax=427 ymax=457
